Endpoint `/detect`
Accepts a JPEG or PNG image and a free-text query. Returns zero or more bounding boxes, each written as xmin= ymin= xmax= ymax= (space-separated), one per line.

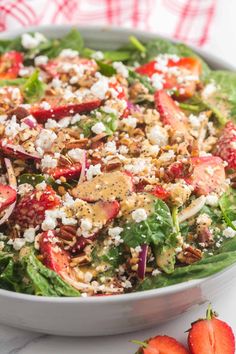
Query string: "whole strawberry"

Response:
xmin=215 ymin=121 xmax=236 ymax=170
xmin=188 ymin=305 xmax=235 ymax=354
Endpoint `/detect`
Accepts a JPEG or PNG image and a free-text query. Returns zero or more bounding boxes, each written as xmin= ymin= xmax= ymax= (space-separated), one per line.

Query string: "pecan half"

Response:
xmin=177 ymin=246 xmax=202 ymax=265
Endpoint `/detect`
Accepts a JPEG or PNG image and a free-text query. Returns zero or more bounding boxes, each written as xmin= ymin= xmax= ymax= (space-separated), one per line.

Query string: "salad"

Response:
xmin=0 ymin=29 xmax=236 ymax=297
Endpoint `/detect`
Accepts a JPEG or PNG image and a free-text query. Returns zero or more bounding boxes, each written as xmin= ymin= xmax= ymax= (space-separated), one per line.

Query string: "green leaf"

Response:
xmin=121 ymin=199 xmax=175 ymax=248
xmin=103 ymin=51 xmax=131 ymax=62
xmin=219 ymin=188 xmax=236 ymax=229
xmin=43 ymin=29 xmax=83 ymax=58
xmin=96 ymin=61 xmax=116 ymax=77
xmin=0 ymin=37 xmax=23 ymax=54
xmin=22 ymin=250 xmax=80 ymax=297
xmin=18 ymin=173 xmax=45 ymax=187
xmin=137 ymin=251 xmax=236 ymax=291
xmin=204 ymin=70 xmax=236 ymax=122
xmin=22 ymin=69 xmax=46 ymax=103
xmin=128 ymin=70 xmax=155 ymax=94
xmin=78 ymin=108 xmax=118 ymax=137
xmin=0 ymin=78 xmax=26 ymax=87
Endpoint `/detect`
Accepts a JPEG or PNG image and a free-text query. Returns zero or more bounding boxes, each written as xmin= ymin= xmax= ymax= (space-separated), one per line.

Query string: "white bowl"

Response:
xmin=0 ymin=25 xmax=235 ymax=336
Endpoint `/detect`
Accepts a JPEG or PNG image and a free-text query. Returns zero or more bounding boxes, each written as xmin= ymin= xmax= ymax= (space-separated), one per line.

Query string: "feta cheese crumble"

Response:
xmin=132 ymin=208 xmax=148 ymax=223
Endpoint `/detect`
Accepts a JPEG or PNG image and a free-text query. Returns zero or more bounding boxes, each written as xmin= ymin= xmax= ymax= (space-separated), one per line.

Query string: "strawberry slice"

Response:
xmin=215 ymin=121 xmax=236 ymax=170
xmin=186 ymin=156 xmax=226 ymax=195
xmin=0 ymin=51 xmax=23 ymax=79
xmin=154 ymin=90 xmax=190 ymax=140
xmin=136 ymin=57 xmax=201 ymax=99
xmin=0 ymin=184 xmax=17 ymax=212
xmin=41 ymin=57 xmax=97 ymax=78
xmin=30 ymin=97 xmax=102 ymax=122
xmin=14 ymin=186 xmax=60 ymax=229
xmin=39 ymin=231 xmax=70 ymax=274
xmin=72 ymin=200 xmax=120 ymax=253
xmin=150 ymin=185 xmax=170 ymax=200
xmin=188 ymin=306 xmax=235 ymax=354
xmin=0 ymin=140 xmax=41 ymax=161
xmin=109 ymin=81 xmax=126 ymax=100
xmin=141 ymin=335 xmax=189 ymax=354
xmin=46 ymin=163 xmax=82 ymax=180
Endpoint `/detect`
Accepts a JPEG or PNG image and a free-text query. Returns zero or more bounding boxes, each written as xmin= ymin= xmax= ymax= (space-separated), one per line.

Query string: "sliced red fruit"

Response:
xmin=136 ymin=57 xmax=201 ymax=99
xmin=14 ymin=186 xmax=60 ymax=229
xmin=109 ymin=80 xmax=126 ymax=100
xmin=154 ymin=90 xmax=190 ymax=140
xmin=188 ymin=307 xmax=235 ymax=354
xmin=46 ymin=163 xmax=82 ymax=180
xmin=215 ymin=121 xmax=236 ymax=170
xmin=0 ymin=51 xmax=23 ymax=79
xmin=41 ymin=57 xmax=97 ymax=78
xmin=72 ymin=200 xmax=120 ymax=253
xmin=0 ymin=140 xmax=41 ymax=161
xmin=39 ymin=231 xmax=70 ymax=274
xmin=142 ymin=335 xmax=189 ymax=354
xmin=186 ymin=156 xmax=226 ymax=195
xmin=0 ymin=184 xmax=17 ymax=212
xmin=30 ymin=97 xmax=102 ymax=122
xmin=165 ymin=161 xmax=192 ymax=182
xmin=150 ymin=185 xmax=170 ymax=200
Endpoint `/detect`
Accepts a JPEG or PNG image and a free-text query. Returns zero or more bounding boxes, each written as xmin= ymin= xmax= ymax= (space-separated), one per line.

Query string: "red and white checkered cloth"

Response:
xmin=2 ymin=0 xmax=235 ymax=69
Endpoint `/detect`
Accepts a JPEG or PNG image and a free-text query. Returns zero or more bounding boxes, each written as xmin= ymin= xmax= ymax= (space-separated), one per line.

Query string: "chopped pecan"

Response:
xmin=177 ymin=246 xmax=202 ymax=265
xmin=70 ymin=253 xmax=91 ymax=267
xmin=104 ymin=158 xmax=122 ymax=172
xmin=59 ymin=225 xmax=77 ymax=241
xmin=65 ymin=138 xmax=88 ymax=149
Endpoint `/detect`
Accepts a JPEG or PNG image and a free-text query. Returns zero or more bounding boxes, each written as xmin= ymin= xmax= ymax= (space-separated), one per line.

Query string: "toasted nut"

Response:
xmin=177 ymin=246 xmax=202 ymax=265
xmin=65 ymin=138 xmax=88 ymax=149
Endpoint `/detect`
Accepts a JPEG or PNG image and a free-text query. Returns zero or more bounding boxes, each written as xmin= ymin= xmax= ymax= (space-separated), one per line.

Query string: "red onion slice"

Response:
xmin=2 ymin=142 xmax=41 ymax=161
xmin=0 ymin=158 xmax=17 ymax=225
xmin=22 ymin=116 xmax=37 ymax=129
xmin=78 ymin=150 xmax=86 ymax=184
xmin=137 ymin=244 xmax=148 ymax=279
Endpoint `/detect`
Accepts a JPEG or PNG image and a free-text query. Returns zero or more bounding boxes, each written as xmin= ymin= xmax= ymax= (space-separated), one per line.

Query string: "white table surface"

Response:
xmin=0 ymin=30 xmax=236 ymax=354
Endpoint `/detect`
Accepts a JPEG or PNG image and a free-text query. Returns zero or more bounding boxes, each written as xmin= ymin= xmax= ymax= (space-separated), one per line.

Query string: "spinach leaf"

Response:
xmin=18 ymin=173 xmax=45 ymax=187
xmin=126 ymin=38 xmax=210 ymax=77
xmin=0 ymin=78 xmax=26 ymax=87
xmin=179 ymin=95 xmax=227 ymax=125
xmin=121 ymin=199 xmax=175 ymax=248
xmin=0 ymin=37 xmax=23 ymax=54
xmin=22 ymin=70 xmax=46 ymax=103
xmin=128 ymin=70 xmax=155 ymax=94
xmin=137 ymin=251 xmax=236 ymax=291
xmin=22 ymin=250 xmax=80 ymax=297
xmin=219 ymin=188 xmax=236 ymax=229
xmin=96 ymin=61 xmax=116 ymax=77
xmin=78 ymin=109 xmax=118 ymax=137
xmin=204 ymin=71 xmax=236 ymax=122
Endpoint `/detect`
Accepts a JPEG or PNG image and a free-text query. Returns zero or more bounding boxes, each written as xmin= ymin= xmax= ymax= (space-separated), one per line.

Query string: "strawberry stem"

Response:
xmin=131 ymin=340 xmax=148 ymax=348
xmin=206 ymin=304 xmax=218 ymax=320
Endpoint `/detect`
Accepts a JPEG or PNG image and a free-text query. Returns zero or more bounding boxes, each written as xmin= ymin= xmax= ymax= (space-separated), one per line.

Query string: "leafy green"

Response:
xmin=78 ymin=108 xmax=118 ymax=137
xmin=22 ymin=70 xmax=46 ymax=103
xmin=204 ymin=70 xmax=236 ymax=122
xmin=125 ymin=38 xmax=210 ymax=77
xmin=137 ymin=250 xmax=236 ymax=291
xmin=219 ymin=188 xmax=236 ymax=229
xmin=18 ymin=173 xmax=45 ymax=187
xmin=121 ymin=199 xmax=175 ymax=248
xmin=128 ymin=70 xmax=155 ymax=94
xmin=179 ymin=95 xmax=227 ymax=125
xmin=96 ymin=61 xmax=116 ymax=77
xmin=0 ymin=78 xmax=26 ymax=87
xmin=0 ymin=37 xmax=23 ymax=54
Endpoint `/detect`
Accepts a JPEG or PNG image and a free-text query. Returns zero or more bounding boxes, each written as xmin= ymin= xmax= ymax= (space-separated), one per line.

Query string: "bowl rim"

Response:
xmin=0 ymin=24 xmax=235 ymax=303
